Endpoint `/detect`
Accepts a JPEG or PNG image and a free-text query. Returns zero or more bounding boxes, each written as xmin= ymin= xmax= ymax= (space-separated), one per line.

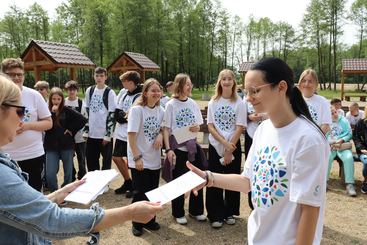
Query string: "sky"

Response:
xmin=0 ymin=0 xmax=359 ymax=45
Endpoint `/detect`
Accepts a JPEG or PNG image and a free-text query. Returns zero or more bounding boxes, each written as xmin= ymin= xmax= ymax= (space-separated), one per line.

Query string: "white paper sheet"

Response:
xmin=65 ymin=169 xmax=119 ymax=205
xmin=145 ymin=171 xmax=205 ymax=205
xmin=172 ymin=126 xmax=197 ymax=144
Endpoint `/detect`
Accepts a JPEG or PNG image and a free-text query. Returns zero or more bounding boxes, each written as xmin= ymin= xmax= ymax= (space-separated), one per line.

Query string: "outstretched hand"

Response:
xmin=48 ymin=179 xmax=86 ymax=205
xmin=128 ymin=201 xmax=163 ymax=223
xmin=185 ymin=161 xmax=206 ymax=197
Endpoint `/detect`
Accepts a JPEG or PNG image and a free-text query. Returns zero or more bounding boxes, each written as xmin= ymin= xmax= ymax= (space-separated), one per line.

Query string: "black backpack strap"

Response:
xmin=131 ymin=92 xmax=141 ymax=104
xmin=89 ymin=85 xmax=96 ymax=103
xmin=77 ymin=98 xmax=83 ymax=113
xmin=102 ymin=87 xmax=111 ymax=109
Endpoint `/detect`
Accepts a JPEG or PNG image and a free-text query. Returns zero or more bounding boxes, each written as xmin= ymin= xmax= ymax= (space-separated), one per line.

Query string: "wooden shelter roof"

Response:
xmin=107 ymin=51 xmax=160 ymax=73
xmin=341 ymin=59 xmax=367 ymax=75
xmin=21 ymin=39 xmax=96 ymax=71
xmin=239 ymin=62 xmax=255 ymax=73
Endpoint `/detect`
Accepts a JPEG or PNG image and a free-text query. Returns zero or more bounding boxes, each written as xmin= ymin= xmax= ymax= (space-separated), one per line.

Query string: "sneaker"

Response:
xmin=361 ymin=181 xmax=367 ymax=194
xmin=346 ymin=184 xmax=357 ymax=197
xmin=114 ymin=179 xmax=132 ymax=194
xmin=189 ymin=213 xmax=207 ymax=222
xmin=125 ymin=190 xmax=137 ymax=198
xmin=144 ymin=221 xmax=160 ymax=231
xmin=224 ymin=216 xmax=236 ymax=225
xmin=86 ymin=233 xmax=100 ymax=245
xmin=132 ymin=226 xmax=143 ymax=236
xmin=211 ymin=221 xmax=223 ymax=228
xmin=175 ymin=216 xmax=187 ymax=225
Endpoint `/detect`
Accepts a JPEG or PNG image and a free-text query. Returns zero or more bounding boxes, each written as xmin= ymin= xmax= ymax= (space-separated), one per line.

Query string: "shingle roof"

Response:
xmin=21 ymin=40 xmax=95 ymax=67
xmin=239 ymin=62 xmax=255 ymax=72
xmin=342 ymin=59 xmax=367 ymax=72
xmin=124 ymin=52 xmax=160 ymax=70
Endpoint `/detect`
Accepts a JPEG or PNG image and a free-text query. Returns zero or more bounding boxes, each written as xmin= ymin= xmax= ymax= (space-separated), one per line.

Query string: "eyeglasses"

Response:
xmin=2 ymin=103 xmax=26 ymax=119
xmin=5 ymin=72 xmax=24 ymax=78
xmin=244 ymin=83 xmax=272 ymax=97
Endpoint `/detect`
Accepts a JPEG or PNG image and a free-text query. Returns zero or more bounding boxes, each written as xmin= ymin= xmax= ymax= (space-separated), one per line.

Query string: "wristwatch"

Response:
xmin=133 ymin=154 xmax=142 ymax=161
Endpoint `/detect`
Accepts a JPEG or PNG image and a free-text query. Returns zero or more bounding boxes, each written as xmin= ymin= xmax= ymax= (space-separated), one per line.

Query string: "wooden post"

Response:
xmin=141 ymin=70 xmax=145 ymax=83
xmin=341 ymin=71 xmax=345 ymax=100
xmin=70 ymin=67 xmax=76 ymax=81
xmin=34 ymin=66 xmax=40 ymax=81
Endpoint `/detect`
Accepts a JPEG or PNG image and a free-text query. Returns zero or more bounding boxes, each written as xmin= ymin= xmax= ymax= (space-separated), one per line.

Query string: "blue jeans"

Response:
xmin=46 ymin=149 xmax=74 ymax=192
xmin=359 ymin=154 xmax=367 ymax=177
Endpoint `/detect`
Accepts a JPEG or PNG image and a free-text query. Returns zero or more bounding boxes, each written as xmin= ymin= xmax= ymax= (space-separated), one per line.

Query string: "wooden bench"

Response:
xmin=344 ymin=94 xmax=366 ymax=102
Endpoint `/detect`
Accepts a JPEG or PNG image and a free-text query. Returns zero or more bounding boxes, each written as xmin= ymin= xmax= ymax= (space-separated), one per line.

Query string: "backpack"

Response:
xmin=89 ymin=85 xmax=111 ymax=109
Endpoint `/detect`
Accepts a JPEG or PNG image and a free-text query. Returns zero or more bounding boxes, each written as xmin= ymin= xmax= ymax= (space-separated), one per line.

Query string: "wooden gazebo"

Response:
xmin=21 ymin=39 xmax=96 ymax=81
xmin=341 ymin=59 xmax=367 ymax=101
xmin=107 ymin=52 xmax=160 ymax=82
xmin=239 ymin=61 xmax=255 ymax=84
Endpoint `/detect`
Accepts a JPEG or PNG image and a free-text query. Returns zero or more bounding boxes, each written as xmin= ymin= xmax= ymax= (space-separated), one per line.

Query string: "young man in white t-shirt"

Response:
xmin=113 ymin=71 xmax=142 ymax=197
xmin=64 ymin=80 xmax=87 ymax=180
xmin=1 ymin=58 xmax=52 ymax=191
xmin=83 ymin=67 xmax=116 ymax=172
xmin=346 ymin=102 xmax=365 ymax=130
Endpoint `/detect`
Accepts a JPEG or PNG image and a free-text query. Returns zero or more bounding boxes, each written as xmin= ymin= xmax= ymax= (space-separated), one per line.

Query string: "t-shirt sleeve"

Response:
xmin=127 ymin=106 xmax=141 ymax=133
xmin=289 ymin=143 xmax=328 ymax=207
xmin=108 ymin=89 xmax=117 ymax=112
xmin=162 ymin=102 xmax=173 ymax=128
xmin=242 ymin=142 xmax=256 ymax=179
xmin=321 ymin=99 xmax=332 ymax=125
xmin=36 ymin=93 xmax=51 ymax=119
xmin=207 ymin=100 xmax=214 ymax=124
xmin=85 ymin=87 xmax=91 ymax=108
xmin=236 ymin=100 xmax=247 ymax=127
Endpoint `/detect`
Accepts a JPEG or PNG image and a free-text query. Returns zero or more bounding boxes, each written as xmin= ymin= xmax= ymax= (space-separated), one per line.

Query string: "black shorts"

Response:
xmin=113 ymin=139 xmax=128 ymax=157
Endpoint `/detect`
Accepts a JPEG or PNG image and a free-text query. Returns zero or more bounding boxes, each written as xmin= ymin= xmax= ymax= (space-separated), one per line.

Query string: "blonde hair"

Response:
xmin=172 ymin=73 xmax=190 ymax=99
xmin=212 ymin=69 xmax=238 ymax=102
xmin=34 ymin=80 xmax=49 ymax=90
xmin=298 ymin=69 xmax=319 ymax=86
xmin=135 ymin=78 xmax=162 ymax=107
xmin=0 ymin=74 xmax=21 ymax=106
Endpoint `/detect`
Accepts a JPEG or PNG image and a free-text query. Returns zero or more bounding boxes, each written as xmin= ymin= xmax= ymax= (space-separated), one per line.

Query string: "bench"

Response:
xmin=344 ymin=94 xmax=366 ymax=102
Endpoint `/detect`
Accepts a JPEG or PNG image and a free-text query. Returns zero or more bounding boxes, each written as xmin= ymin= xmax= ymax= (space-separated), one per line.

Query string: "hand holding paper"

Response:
xmin=145 ymin=170 xmax=205 ymax=205
xmin=172 ymin=126 xmax=198 ymax=144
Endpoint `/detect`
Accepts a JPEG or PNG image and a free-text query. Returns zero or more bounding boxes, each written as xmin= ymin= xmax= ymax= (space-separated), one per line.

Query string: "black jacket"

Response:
xmin=44 ymin=106 xmax=87 ymax=151
xmin=353 ymin=118 xmax=367 ymax=155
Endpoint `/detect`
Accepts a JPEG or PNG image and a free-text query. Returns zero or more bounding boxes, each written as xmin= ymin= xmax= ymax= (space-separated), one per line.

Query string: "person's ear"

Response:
xmin=278 ymin=80 xmax=288 ymax=94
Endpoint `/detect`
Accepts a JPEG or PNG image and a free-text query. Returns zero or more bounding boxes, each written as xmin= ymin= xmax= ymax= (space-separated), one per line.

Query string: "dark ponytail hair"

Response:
xmin=251 ymin=57 xmax=320 ymax=130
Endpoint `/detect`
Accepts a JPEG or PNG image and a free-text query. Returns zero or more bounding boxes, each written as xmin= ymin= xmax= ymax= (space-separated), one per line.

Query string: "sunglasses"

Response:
xmin=2 ymin=103 xmax=26 ymax=119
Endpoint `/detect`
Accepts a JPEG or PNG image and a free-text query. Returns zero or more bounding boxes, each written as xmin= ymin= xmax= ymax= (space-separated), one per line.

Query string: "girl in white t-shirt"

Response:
xmin=298 ymin=69 xmax=332 ymax=134
xmin=206 ymin=69 xmax=246 ymax=228
xmin=188 ymin=58 xmax=330 ymax=245
xmin=162 ymin=73 xmax=206 ymax=225
xmin=127 ymin=78 xmax=164 ymax=236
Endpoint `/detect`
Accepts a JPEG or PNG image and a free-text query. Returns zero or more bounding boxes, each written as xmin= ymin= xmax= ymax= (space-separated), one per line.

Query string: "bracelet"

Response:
xmin=165 ymin=148 xmax=173 ymax=154
xmin=205 ymin=170 xmax=215 ymax=188
xmin=204 ymin=171 xmax=209 ymax=186
xmin=133 ymin=154 xmax=142 ymax=161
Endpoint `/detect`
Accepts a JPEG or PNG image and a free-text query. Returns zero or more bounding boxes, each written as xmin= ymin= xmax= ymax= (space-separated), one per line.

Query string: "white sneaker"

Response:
xmin=190 ymin=213 xmax=207 ymax=221
xmin=346 ymin=184 xmax=357 ymax=197
xmin=211 ymin=221 xmax=223 ymax=228
xmin=175 ymin=216 xmax=187 ymax=225
xmin=224 ymin=216 xmax=236 ymax=225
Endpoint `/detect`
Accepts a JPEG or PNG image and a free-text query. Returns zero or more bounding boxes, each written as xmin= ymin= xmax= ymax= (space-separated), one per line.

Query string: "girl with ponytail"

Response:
xmin=187 ymin=58 xmax=330 ymax=245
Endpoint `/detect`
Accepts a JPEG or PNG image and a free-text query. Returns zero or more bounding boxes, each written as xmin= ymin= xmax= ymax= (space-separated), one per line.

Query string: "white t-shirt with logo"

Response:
xmin=114 ymin=89 xmax=141 ymax=141
xmin=303 ymin=94 xmax=332 ymax=126
xmin=162 ymin=98 xmax=203 ymax=151
xmin=160 ymin=95 xmax=170 ymax=109
xmin=243 ymin=98 xmax=267 ymax=139
xmin=207 ymin=97 xmax=247 ymax=156
xmin=346 ymin=110 xmax=365 ymax=127
xmin=2 ymin=86 xmax=51 ymax=161
xmin=242 ymin=117 xmax=329 ymax=245
xmin=85 ymin=86 xmax=116 ymax=139
xmin=64 ymin=97 xmax=87 ymax=143
xmin=127 ymin=105 xmax=164 ymax=170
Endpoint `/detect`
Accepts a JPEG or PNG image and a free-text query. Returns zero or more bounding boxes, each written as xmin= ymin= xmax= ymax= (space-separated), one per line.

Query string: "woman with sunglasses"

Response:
xmin=1 ymin=58 xmax=52 ymax=191
xmin=0 ymin=74 xmax=162 ymax=244
xmin=188 ymin=58 xmax=329 ymax=245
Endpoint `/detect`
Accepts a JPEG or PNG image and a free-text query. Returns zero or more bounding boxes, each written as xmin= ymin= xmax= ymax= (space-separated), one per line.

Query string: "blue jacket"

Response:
xmin=0 ymin=151 xmax=104 ymax=244
xmin=327 ymin=115 xmax=352 ymax=142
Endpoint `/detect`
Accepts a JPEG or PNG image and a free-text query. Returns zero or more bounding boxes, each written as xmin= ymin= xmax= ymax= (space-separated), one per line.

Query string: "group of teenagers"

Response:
xmin=0 ymin=56 xmax=363 ymax=245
